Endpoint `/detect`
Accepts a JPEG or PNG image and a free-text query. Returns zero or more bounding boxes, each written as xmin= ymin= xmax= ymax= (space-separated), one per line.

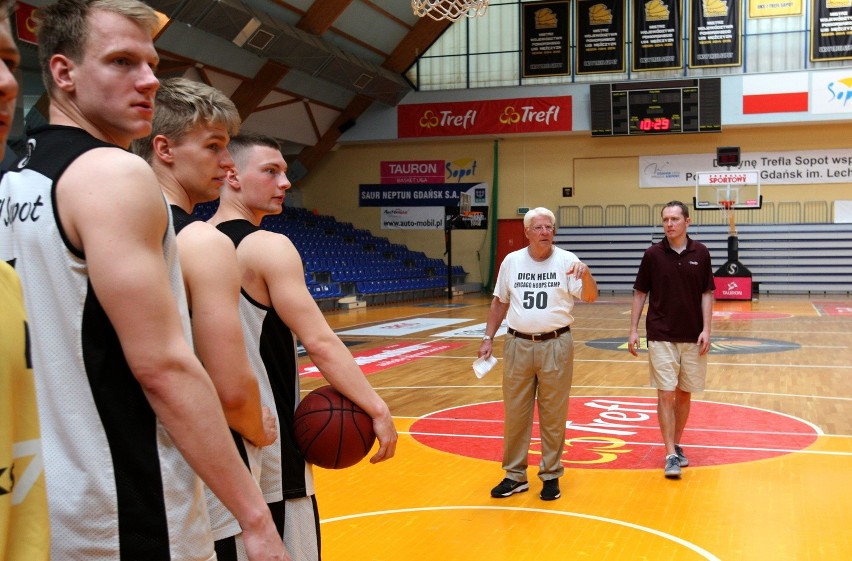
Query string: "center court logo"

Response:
xmin=410 ymin=396 xmax=819 ymax=470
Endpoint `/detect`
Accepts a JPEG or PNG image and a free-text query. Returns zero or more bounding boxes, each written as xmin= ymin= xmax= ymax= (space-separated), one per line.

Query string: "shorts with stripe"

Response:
xmin=215 ymin=496 xmax=320 ymax=561
xmin=268 ymin=496 xmax=321 ymax=561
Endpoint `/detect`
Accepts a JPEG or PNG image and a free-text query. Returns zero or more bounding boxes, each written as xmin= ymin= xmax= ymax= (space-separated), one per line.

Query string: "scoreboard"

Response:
xmin=591 ymin=78 xmax=721 ymax=136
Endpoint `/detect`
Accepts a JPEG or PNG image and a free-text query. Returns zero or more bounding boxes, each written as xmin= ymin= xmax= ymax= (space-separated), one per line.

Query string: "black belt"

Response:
xmin=507 ymin=325 xmax=571 ymax=342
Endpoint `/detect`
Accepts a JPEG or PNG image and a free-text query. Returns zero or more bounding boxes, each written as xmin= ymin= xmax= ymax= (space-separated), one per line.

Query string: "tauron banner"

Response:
xmin=632 ymin=0 xmax=682 ymax=71
xmin=397 ymin=97 xmax=572 ymax=138
xmin=378 ymin=161 xmax=488 ymax=230
xmin=689 ymin=0 xmax=741 ymax=68
xmin=576 ymin=0 xmax=626 ymax=74
xmin=810 ymin=0 xmax=852 ymax=62
xmin=522 ymin=1 xmax=570 ymax=77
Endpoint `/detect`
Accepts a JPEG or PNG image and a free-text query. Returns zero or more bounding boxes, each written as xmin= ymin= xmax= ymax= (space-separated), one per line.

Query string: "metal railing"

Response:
xmin=558 ymin=201 xmax=833 ymax=228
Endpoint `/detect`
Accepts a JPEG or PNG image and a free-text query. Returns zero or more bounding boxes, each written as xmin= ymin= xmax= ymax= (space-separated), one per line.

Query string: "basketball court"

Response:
xmin=301 ymin=293 xmax=852 ymax=560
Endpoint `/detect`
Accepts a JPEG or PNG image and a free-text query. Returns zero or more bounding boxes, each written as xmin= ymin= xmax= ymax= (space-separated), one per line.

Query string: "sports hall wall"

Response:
xmin=298 ymin=119 xmax=852 ymax=287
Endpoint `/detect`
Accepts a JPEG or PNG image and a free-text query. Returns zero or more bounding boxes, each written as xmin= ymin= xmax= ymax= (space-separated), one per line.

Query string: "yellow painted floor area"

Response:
xmin=306 ymin=294 xmax=852 ymax=560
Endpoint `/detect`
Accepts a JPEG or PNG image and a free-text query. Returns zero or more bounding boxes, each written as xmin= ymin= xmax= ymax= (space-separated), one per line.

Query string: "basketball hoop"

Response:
xmin=411 ymin=0 xmax=489 ymax=21
xmin=720 ymin=200 xmax=737 ymax=235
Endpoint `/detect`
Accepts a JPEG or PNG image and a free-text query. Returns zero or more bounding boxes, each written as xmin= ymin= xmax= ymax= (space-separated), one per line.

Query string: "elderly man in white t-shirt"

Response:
xmin=479 ymin=207 xmax=598 ymax=501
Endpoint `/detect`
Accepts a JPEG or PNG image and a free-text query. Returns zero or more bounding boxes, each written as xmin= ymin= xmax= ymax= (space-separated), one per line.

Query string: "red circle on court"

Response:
xmin=410 ymin=396 xmax=819 ymax=469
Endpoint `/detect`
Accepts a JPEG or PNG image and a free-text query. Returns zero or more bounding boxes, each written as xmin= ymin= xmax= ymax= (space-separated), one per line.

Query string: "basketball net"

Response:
xmin=411 ymin=0 xmax=489 ymax=21
xmin=720 ymin=200 xmax=737 ymax=236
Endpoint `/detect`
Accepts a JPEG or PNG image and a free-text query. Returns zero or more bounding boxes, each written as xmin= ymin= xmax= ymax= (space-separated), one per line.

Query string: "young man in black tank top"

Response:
xmin=132 ymin=77 xmax=281 ymax=560
xmin=209 ymin=133 xmax=398 ymax=560
xmin=0 ymin=1 xmax=287 ymax=559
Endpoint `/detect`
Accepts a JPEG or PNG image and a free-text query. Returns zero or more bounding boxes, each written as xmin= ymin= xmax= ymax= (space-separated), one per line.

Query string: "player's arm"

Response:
xmin=628 ymin=290 xmax=648 ymax=357
xmin=58 ymin=150 xmax=288 ymax=560
xmin=698 ymin=290 xmax=713 ymax=355
xmin=479 ymin=296 xmax=508 ymax=359
xmin=177 ymin=222 xmax=276 ymax=447
xmin=246 ymin=231 xmax=397 ymax=464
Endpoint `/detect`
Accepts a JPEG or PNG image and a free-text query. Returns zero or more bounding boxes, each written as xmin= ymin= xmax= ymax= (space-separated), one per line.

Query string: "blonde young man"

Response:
xmin=209 ymin=133 xmax=398 ymax=560
xmin=0 ymin=1 xmax=286 ymax=559
xmin=0 ymin=1 xmax=49 ymax=558
xmin=132 ymin=77 xmax=281 ymax=560
xmin=479 ymin=207 xmax=597 ymax=501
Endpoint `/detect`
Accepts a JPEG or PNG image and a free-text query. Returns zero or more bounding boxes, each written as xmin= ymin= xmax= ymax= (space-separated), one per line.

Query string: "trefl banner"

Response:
xmin=397 ymin=96 xmax=572 ymax=138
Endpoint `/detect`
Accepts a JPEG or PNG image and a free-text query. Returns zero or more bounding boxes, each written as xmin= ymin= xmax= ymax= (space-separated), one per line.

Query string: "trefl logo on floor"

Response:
xmin=410 ymin=396 xmax=819 ymax=469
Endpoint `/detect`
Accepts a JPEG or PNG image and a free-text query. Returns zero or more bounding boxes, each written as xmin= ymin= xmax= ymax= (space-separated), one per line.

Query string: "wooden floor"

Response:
xmin=301 ymin=293 xmax=852 ymax=561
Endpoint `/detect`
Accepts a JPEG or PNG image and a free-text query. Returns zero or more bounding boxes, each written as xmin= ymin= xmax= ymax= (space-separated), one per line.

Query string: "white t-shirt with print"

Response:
xmin=493 ymin=246 xmax=584 ymax=334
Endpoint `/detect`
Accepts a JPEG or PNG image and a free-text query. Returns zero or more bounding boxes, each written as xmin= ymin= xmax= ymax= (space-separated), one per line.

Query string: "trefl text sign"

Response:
xmin=397 ymin=96 xmax=572 ymax=138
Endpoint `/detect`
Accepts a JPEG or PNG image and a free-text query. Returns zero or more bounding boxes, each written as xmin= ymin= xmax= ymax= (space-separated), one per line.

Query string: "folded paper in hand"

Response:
xmin=472 ymin=355 xmax=498 ymax=378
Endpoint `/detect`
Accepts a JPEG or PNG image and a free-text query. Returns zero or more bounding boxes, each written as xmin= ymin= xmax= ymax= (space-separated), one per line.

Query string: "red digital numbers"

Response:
xmin=639 ymin=117 xmax=671 ymax=131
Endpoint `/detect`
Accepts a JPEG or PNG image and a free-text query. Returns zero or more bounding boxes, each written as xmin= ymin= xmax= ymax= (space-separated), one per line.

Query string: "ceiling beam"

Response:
xmin=290 ymin=16 xmax=451 ymax=179
xmin=361 ymin=0 xmax=414 ymax=30
xmin=384 ymin=16 xmax=451 ymax=73
xmin=294 ymin=94 xmax=373 ymax=170
xmin=229 ymin=60 xmax=290 ymax=120
xmin=297 ymin=0 xmax=353 ymax=34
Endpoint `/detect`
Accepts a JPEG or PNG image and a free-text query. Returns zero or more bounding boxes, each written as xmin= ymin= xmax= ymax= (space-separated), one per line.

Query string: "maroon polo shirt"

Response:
xmin=633 ymin=236 xmax=715 ymax=342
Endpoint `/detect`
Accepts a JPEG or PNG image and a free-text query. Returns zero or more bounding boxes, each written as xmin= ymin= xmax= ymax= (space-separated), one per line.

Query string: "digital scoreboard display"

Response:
xmin=590 ymin=78 xmax=721 ymax=136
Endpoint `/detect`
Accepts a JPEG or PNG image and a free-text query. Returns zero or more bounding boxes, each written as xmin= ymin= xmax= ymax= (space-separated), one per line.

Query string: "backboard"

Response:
xmin=459 ymin=192 xmax=472 ymax=215
xmin=694 ymin=170 xmax=762 ymax=210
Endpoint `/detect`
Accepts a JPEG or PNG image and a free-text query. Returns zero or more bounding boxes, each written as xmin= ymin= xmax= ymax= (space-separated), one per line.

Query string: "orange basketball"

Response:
xmin=293 ymin=385 xmax=376 ymax=469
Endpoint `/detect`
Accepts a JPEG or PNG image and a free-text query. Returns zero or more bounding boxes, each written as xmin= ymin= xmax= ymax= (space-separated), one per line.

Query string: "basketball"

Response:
xmin=293 ymin=385 xmax=376 ymax=469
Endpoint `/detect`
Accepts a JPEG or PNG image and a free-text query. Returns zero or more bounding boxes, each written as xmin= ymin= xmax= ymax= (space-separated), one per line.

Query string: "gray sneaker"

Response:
xmin=491 ymin=478 xmax=529 ymax=498
xmin=674 ymin=445 xmax=689 ymax=467
xmin=664 ymin=454 xmax=682 ymax=478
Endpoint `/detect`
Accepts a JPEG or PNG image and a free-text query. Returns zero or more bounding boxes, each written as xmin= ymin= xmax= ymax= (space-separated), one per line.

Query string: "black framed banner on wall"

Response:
xmin=631 ymin=0 xmax=682 ymax=71
xmin=522 ymin=0 xmax=570 ymax=77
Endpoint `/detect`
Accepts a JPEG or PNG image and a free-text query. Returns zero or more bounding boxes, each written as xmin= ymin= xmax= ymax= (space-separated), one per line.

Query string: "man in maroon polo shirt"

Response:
xmin=628 ymin=200 xmax=715 ymax=479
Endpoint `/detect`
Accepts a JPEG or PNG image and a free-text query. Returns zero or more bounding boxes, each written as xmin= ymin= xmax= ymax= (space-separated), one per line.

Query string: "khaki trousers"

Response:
xmin=500 ymin=331 xmax=574 ymax=482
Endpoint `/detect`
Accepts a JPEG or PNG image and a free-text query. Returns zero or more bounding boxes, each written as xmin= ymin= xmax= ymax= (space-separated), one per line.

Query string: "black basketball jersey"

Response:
xmin=216 ymin=219 xmax=313 ymax=500
xmin=170 ymin=204 xmax=261 ymax=541
xmin=171 ymin=204 xmax=200 ymax=234
xmin=0 ymin=126 xmax=213 ymax=560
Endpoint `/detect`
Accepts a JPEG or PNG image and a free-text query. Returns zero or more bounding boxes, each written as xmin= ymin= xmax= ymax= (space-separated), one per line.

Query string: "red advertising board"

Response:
xmin=714 ymin=276 xmax=752 ymax=300
xmin=398 ymin=96 xmax=572 ymax=138
xmin=380 ymin=160 xmax=445 ymax=184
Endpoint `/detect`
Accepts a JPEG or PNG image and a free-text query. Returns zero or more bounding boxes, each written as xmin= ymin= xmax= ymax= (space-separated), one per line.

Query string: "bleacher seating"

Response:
xmin=278 ymin=206 xmax=464 ymax=307
xmin=193 ymin=201 xmax=466 ymax=309
xmin=557 ymin=223 xmax=852 ymax=295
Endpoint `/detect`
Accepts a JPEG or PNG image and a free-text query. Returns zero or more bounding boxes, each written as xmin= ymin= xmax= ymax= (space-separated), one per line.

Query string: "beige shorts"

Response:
xmin=647 ymin=340 xmax=707 ymax=392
